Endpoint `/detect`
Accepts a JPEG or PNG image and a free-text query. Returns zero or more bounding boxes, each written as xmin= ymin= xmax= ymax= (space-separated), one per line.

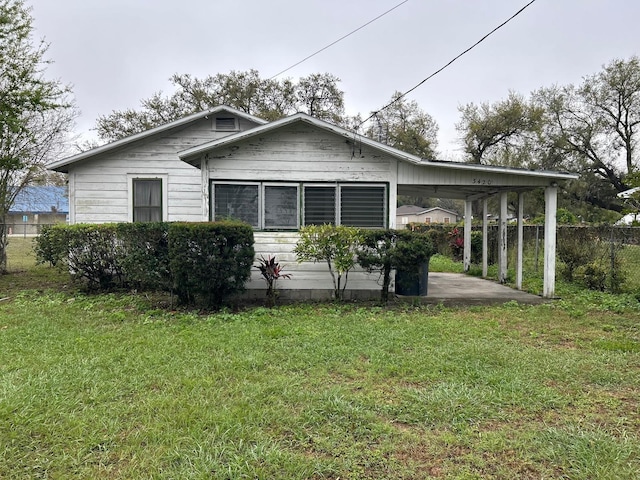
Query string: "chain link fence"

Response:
xmin=413 ymin=223 xmax=640 ymax=294
xmin=480 ymin=225 xmax=640 ymax=293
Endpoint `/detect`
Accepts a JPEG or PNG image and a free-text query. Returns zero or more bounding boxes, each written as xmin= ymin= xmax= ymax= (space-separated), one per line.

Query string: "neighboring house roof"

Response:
xmin=48 ymin=106 xmax=268 ymax=173
xmin=178 ymin=112 xmax=425 ymax=166
xmin=396 ymin=205 xmax=459 ymax=217
xmin=10 ymin=186 xmax=68 ymax=213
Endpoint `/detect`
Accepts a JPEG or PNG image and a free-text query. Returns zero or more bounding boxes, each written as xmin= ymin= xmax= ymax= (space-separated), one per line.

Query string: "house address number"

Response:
xmin=472 ymin=178 xmax=493 ymax=185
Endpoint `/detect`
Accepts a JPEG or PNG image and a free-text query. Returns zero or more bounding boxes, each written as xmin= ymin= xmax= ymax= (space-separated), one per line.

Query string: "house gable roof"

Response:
xmin=396 ymin=205 xmax=459 ymax=217
xmin=178 ymin=112 xmax=425 ymax=166
xmin=177 ymin=112 xmax=578 ymax=185
xmin=48 ymin=106 xmax=267 ymax=172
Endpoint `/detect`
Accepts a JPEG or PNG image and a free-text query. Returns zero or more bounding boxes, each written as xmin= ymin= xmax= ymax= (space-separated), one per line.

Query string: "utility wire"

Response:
xmin=269 ymin=0 xmax=409 ymax=79
xmin=360 ymin=0 xmax=538 ymax=127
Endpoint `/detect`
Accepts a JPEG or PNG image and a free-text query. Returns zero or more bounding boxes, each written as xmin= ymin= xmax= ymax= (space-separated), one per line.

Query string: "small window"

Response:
xmin=443 ymin=217 xmax=450 ymax=224
xmin=133 ymin=179 xmax=162 ymax=222
xmin=214 ymin=183 xmax=259 ymax=227
xmin=340 ymin=185 xmax=386 ymax=228
xmin=215 ymin=117 xmax=237 ymax=131
xmin=264 ymin=185 xmax=299 ymax=229
xmin=425 ymin=217 xmax=431 ymax=224
xmin=304 ymin=186 xmax=336 ymax=225
xmin=401 ymin=216 xmax=409 ymax=225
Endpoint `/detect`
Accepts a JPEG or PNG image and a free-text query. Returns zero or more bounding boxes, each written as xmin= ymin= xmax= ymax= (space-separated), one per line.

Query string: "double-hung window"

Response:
xmin=132 ymin=178 xmax=162 ymax=222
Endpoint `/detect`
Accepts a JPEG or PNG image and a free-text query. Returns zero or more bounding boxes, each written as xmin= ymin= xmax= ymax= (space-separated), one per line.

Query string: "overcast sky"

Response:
xmin=28 ymin=0 xmax=640 ymax=159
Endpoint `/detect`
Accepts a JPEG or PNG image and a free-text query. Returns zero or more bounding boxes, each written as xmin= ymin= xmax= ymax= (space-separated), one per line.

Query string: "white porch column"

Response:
xmin=482 ymin=198 xmax=488 ymax=278
xmin=543 ymin=185 xmax=558 ymax=298
xmin=463 ymin=199 xmax=473 ymax=271
xmin=201 ymin=156 xmax=210 ymax=221
xmin=516 ymin=192 xmax=524 ymax=290
xmin=498 ymin=192 xmax=508 ymax=283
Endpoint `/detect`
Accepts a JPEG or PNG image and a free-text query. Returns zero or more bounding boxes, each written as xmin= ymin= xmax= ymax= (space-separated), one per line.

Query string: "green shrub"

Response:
xmin=357 ymin=229 xmax=434 ymax=303
xmin=34 ymin=224 xmax=71 ymax=267
xmin=294 ymin=224 xmax=362 ymax=300
xmin=65 ymin=224 xmax=124 ymax=290
xmin=116 ymin=222 xmax=171 ymax=292
xmin=168 ymin=221 xmax=254 ymax=307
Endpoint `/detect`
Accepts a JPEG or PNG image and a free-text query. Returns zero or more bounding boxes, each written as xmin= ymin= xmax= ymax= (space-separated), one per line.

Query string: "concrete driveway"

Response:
xmin=417 ymin=272 xmax=546 ymax=306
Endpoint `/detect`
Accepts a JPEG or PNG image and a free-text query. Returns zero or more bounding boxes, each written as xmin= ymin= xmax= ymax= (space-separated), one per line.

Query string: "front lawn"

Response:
xmin=1 ymin=239 xmax=639 ymax=478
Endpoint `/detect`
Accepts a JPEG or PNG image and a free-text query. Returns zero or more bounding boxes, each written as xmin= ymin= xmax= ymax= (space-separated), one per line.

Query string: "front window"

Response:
xmin=133 ymin=179 xmax=162 ymax=222
xmin=264 ymin=185 xmax=299 ymax=229
xmin=211 ymin=181 xmax=386 ymax=229
xmin=303 ymin=186 xmax=336 ymax=225
xmin=213 ymin=183 xmax=259 ymax=227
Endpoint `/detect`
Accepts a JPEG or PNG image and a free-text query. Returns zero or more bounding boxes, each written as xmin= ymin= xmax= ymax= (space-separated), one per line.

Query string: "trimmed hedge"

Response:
xmin=168 ymin=221 xmax=254 ymax=307
xmin=35 ymin=221 xmax=255 ymax=307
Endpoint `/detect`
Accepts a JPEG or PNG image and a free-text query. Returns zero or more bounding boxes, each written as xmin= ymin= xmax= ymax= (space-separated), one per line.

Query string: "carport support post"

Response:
xmin=482 ymin=198 xmax=488 ymax=277
xmin=463 ymin=200 xmax=473 ymax=271
xmin=498 ymin=192 xmax=508 ymax=283
xmin=516 ymin=192 xmax=524 ymax=290
xmin=543 ymin=185 xmax=558 ymax=298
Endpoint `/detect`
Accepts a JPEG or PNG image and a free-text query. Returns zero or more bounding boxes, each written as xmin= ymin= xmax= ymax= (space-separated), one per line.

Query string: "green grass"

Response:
xmin=1 ymin=239 xmax=639 ymax=478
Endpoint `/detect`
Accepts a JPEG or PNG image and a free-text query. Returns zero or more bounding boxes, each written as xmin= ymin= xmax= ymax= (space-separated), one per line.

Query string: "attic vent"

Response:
xmin=215 ymin=117 xmax=237 ymax=131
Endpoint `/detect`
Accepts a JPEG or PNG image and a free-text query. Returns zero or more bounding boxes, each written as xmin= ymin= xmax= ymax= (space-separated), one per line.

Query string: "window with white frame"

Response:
xmin=211 ymin=181 xmax=386 ymax=230
xmin=132 ymin=178 xmax=162 ymax=222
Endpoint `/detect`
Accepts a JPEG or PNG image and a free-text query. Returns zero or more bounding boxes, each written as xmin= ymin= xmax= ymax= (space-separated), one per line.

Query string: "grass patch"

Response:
xmin=1 ymin=238 xmax=639 ymax=478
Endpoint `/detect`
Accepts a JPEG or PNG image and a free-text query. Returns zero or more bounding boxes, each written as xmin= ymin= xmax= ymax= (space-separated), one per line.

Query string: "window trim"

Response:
xmin=127 ymin=174 xmax=168 ymax=222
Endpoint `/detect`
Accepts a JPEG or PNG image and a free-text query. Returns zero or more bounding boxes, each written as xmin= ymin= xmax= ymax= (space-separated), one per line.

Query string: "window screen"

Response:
xmin=133 ymin=179 xmax=162 ymax=222
xmin=304 ymin=186 xmax=336 ymax=225
xmin=340 ymin=185 xmax=386 ymax=228
xmin=264 ymin=185 xmax=298 ymax=229
xmin=214 ymin=184 xmax=259 ymax=227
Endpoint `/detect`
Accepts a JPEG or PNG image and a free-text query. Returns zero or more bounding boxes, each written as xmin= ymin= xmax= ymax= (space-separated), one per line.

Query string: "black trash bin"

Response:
xmin=395 ymin=261 xmax=429 ymax=296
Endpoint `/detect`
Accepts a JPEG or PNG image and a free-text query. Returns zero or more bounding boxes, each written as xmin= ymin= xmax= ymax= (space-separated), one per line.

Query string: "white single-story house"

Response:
xmin=396 ymin=205 xmax=460 ymax=225
xmin=49 ymin=105 xmax=577 ymax=298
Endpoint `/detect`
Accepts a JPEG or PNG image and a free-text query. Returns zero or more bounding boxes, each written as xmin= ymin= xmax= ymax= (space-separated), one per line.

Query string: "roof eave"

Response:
xmin=48 ymin=106 xmax=267 ymax=172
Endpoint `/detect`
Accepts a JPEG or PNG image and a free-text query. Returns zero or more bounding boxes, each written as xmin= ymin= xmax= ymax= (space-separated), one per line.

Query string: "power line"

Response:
xmin=361 ymin=0 xmax=538 ymax=128
xmin=269 ymin=0 xmax=409 ymax=80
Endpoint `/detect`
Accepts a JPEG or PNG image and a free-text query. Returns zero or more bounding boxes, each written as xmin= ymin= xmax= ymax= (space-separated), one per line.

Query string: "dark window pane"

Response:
xmin=265 ymin=185 xmax=298 ymax=229
xmin=304 ymin=186 xmax=336 ymax=225
xmin=340 ymin=186 xmax=386 ymax=228
xmin=214 ymin=184 xmax=259 ymax=227
xmin=133 ymin=179 xmax=162 ymax=222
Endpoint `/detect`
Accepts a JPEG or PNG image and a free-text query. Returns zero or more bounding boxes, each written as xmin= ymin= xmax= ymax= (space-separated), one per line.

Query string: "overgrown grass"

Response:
xmin=1 ymin=238 xmax=639 ymax=478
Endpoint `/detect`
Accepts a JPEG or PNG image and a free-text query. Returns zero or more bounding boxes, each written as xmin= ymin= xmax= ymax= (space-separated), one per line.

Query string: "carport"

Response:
xmin=393 ymin=159 xmax=578 ymax=299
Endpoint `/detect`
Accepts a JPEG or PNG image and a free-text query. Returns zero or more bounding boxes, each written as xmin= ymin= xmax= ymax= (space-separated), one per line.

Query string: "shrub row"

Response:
xmin=35 ymin=221 xmax=254 ymax=307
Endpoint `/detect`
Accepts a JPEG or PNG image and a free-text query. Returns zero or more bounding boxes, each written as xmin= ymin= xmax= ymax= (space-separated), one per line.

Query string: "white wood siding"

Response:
xmin=249 ymin=232 xmax=386 ymax=292
xmin=207 ymin=124 xmax=395 ymax=183
xmin=69 ymin=118 xmax=257 ymax=224
xmin=398 ymin=162 xmax=555 ymax=187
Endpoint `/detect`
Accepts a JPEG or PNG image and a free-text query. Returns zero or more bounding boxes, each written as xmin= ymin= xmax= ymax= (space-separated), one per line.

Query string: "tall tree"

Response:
xmin=537 ymin=57 xmax=640 ymax=194
xmin=95 ymin=71 xmax=346 ymax=142
xmin=366 ymin=92 xmax=439 ymax=159
xmin=0 ymin=0 xmax=74 ymax=273
xmin=456 ymin=91 xmax=543 ymax=165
